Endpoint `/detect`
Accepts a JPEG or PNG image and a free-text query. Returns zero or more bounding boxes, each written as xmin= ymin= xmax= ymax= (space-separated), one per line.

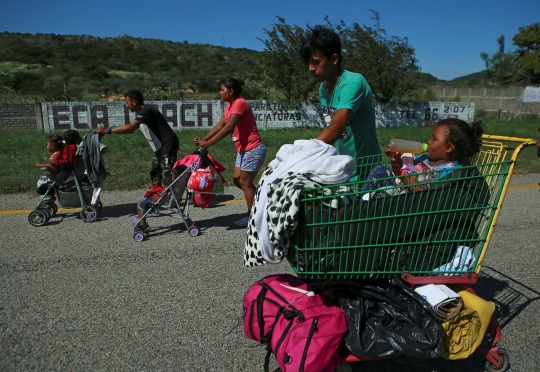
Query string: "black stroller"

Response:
xmin=28 ymin=130 xmax=106 ymax=226
xmin=29 ymin=151 xmax=101 ymax=227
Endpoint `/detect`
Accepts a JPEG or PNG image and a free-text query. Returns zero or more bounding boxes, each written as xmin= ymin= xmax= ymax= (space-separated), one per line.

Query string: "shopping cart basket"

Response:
xmin=287 ymin=134 xmax=536 ymax=372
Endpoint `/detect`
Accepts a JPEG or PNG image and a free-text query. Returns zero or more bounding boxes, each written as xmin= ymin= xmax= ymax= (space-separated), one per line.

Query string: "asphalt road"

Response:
xmin=1 ymin=175 xmax=539 ymax=372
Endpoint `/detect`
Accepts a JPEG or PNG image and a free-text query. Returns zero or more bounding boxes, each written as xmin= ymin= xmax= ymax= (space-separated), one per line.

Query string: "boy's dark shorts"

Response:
xmin=139 ymin=196 xmax=154 ymax=211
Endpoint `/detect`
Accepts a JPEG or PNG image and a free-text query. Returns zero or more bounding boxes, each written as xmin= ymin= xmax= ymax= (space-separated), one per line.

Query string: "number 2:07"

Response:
xmin=444 ymin=106 xmax=466 ymax=113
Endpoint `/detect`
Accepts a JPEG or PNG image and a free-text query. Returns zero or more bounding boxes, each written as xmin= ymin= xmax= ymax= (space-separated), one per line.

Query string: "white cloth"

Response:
xmin=251 ymin=139 xmax=355 ymax=264
xmin=433 ymin=246 xmax=476 ymax=275
xmin=90 ymin=176 xmax=106 ymax=205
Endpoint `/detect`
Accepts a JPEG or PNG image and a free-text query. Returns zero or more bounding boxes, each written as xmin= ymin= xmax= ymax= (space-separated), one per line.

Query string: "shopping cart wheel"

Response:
xmin=336 ymin=363 xmax=353 ymax=372
xmin=133 ymin=231 xmax=145 ymax=242
xmin=28 ymin=209 xmax=49 ymax=227
xmin=42 ymin=202 xmax=58 ymax=217
xmin=188 ymin=226 xmax=199 ymax=237
xmin=485 ymin=348 xmax=509 ymax=372
xmin=80 ymin=206 xmax=98 ymax=223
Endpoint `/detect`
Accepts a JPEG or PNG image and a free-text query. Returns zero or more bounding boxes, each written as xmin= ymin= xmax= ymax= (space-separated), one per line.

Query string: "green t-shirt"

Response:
xmin=319 ymin=70 xmax=381 ymax=180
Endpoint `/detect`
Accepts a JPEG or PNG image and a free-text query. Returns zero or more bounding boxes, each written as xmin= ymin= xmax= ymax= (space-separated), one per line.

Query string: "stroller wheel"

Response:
xmin=80 ymin=206 xmax=98 ymax=223
xmin=42 ymin=202 xmax=58 ymax=217
xmin=28 ymin=209 xmax=49 ymax=227
xmin=133 ymin=231 xmax=145 ymax=242
xmin=188 ymin=225 xmax=199 ymax=237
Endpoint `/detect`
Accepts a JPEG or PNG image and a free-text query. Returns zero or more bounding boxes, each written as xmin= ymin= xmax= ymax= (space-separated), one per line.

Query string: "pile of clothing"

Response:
xmin=244 ymin=139 xmax=355 ymax=267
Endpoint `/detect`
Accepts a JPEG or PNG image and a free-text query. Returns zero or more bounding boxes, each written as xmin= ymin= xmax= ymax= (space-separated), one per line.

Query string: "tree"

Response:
xmin=328 ymin=11 xmax=419 ymax=103
xmin=0 ymin=32 xmax=261 ymax=101
xmin=42 ymin=76 xmax=66 ymax=100
xmin=257 ymin=17 xmax=317 ymax=105
xmin=512 ymin=23 xmax=540 ymax=84
xmin=480 ymin=35 xmax=517 ymax=84
xmin=257 ymin=12 xmax=421 ymax=104
xmin=241 ymin=78 xmax=270 ymax=100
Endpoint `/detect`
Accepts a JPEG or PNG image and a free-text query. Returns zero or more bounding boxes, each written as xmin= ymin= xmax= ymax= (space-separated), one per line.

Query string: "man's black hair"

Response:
xmin=300 ymin=25 xmax=342 ymax=65
xmin=125 ymin=90 xmax=144 ymax=104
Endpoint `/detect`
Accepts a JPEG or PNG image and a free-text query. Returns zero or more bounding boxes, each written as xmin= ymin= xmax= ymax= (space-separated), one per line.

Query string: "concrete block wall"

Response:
xmin=0 ymin=103 xmax=42 ymax=131
xmin=0 ymin=100 xmax=477 ymax=132
xmin=434 ymin=85 xmax=540 ymax=115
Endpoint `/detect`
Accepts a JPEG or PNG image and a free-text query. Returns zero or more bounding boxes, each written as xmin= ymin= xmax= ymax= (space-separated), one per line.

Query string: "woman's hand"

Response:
xmin=193 ymin=136 xmax=208 ymax=149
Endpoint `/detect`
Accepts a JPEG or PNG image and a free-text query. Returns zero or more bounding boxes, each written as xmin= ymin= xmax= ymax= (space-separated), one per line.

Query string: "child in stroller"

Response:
xmin=35 ymin=130 xmax=81 ymax=199
xmin=132 ymin=164 xmax=193 ymax=241
xmin=30 ymin=130 xmax=102 ymax=226
xmin=134 ymin=164 xmax=188 ymax=233
xmin=35 ymin=134 xmax=64 ymax=176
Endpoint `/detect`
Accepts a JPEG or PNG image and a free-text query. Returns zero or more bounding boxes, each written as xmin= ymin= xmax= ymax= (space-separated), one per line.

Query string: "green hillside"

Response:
xmin=0 ymin=32 xmax=260 ymax=101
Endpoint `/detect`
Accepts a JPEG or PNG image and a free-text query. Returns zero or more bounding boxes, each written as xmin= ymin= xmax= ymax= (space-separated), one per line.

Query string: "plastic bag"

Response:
xmin=340 ymin=277 xmax=443 ymax=360
xmin=187 ymin=166 xmax=222 ymax=194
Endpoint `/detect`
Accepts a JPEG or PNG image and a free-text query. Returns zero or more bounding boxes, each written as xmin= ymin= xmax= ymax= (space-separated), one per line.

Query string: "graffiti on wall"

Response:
xmin=46 ymin=101 xmax=220 ymax=130
xmin=376 ymin=102 xmax=475 ymax=127
xmin=44 ymin=101 xmax=475 ymax=131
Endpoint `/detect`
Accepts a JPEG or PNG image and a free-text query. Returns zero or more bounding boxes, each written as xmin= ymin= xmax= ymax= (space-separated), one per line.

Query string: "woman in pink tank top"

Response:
xmin=194 ymin=77 xmax=266 ymax=227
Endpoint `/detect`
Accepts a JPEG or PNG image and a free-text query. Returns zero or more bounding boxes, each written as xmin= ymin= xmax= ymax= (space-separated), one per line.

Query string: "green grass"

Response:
xmin=1 ymin=115 xmax=538 ymax=194
xmin=0 ymin=61 xmax=47 ymax=76
xmin=108 ymin=70 xmax=149 ymax=79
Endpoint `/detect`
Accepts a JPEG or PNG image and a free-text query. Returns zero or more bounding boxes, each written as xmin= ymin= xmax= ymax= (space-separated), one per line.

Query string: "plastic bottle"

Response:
xmin=388 ymin=139 xmax=428 ymax=154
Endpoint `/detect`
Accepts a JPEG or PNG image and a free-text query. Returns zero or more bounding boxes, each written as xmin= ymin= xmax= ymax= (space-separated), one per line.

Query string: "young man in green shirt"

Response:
xmin=300 ymin=25 xmax=380 ymax=180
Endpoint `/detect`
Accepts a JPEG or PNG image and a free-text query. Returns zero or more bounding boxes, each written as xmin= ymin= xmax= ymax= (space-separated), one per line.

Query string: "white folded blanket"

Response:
xmin=244 ymin=139 xmax=355 ymax=266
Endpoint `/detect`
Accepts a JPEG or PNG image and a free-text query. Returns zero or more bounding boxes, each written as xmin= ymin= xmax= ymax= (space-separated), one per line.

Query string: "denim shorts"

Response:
xmin=235 ymin=143 xmax=266 ymax=172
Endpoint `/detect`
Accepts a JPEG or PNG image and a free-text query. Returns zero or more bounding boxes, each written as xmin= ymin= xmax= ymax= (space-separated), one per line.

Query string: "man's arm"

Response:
xmin=96 ymin=119 xmax=142 ymax=135
xmin=316 ymin=108 xmax=353 ymax=145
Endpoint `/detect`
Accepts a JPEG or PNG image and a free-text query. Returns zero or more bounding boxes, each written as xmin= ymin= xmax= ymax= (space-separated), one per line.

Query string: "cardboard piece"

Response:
xmin=415 ymin=284 xmax=463 ymax=322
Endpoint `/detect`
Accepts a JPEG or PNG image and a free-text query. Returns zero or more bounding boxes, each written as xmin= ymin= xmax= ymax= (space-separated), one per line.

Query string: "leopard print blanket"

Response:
xmin=244 ymin=171 xmax=350 ymax=267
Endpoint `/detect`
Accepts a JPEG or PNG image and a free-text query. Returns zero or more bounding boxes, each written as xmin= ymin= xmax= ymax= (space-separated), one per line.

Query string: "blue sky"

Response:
xmin=1 ymin=0 xmax=538 ymax=80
